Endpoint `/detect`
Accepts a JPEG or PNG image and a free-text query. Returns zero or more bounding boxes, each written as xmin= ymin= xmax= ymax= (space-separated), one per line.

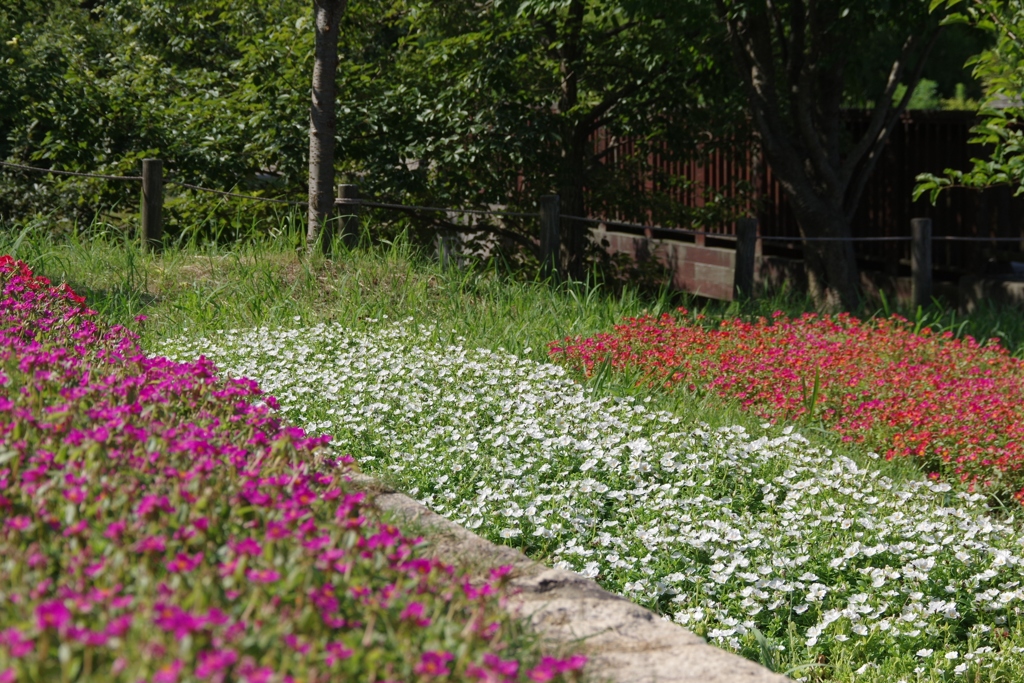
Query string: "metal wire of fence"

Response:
xmin=0 ymin=160 xmax=142 ymax=181
xmin=164 ymin=180 xmax=306 ymax=206
xmin=3 ymin=158 xmax=1023 ymax=244
xmin=560 ymin=213 xmax=736 ymax=240
xmin=351 ymin=198 xmax=538 ymax=220
xmin=933 ymin=235 xmax=1024 ymax=243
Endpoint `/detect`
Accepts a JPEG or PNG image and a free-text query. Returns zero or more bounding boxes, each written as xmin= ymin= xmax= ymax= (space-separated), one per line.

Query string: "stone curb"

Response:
xmin=350 ymin=475 xmax=791 ymax=683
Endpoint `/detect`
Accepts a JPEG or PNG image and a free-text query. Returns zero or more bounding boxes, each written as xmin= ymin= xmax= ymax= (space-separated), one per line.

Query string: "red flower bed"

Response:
xmin=0 ymin=256 xmax=584 ymax=683
xmin=550 ymin=309 xmax=1024 ymax=501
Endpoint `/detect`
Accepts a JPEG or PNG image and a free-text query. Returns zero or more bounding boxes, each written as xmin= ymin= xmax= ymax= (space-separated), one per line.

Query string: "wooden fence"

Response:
xmin=591 ymin=110 xmax=1024 ymax=279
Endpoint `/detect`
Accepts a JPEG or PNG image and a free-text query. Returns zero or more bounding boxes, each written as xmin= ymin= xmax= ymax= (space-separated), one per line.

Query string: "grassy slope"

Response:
xmin=10 ymin=224 xmax=1024 ymax=681
xmin=5 ymin=224 xmax=968 ymax=499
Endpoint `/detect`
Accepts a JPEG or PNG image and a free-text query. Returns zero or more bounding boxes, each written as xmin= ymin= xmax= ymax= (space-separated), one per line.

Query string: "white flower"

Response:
xmin=157 ymin=319 xmax=1024 ymax=683
xmin=916 ymin=649 xmax=933 ymax=658
xmin=806 ymin=583 xmax=828 ymax=602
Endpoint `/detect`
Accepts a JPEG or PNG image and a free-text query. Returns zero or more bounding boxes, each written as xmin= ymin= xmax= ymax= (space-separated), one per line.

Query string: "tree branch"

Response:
xmin=840 ymin=29 xmax=932 ymax=189
xmin=577 ymin=79 xmax=646 ymax=138
xmin=716 ymin=0 xmax=831 ymax=221
xmin=842 ymin=25 xmax=942 ymax=220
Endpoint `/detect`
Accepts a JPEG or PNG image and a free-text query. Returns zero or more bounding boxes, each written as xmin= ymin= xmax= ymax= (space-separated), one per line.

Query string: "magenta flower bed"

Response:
xmin=550 ymin=309 xmax=1024 ymax=502
xmin=0 ymin=257 xmax=584 ymax=683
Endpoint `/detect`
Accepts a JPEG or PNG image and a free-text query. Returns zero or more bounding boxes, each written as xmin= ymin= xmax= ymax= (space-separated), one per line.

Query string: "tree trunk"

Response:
xmin=772 ymin=173 xmax=861 ymax=311
xmin=560 ymin=139 xmax=587 ymax=281
xmin=716 ymin=1 xmax=941 ymax=311
xmin=558 ymin=0 xmax=587 ymax=281
xmin=799 ymin=215 xmax=861 ymax=312
xmin=307 ymin=0 xmax=346 ymax=255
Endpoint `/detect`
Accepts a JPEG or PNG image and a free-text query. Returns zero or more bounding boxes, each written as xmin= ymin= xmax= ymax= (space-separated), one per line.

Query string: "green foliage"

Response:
xmin=0 ymin=0 xmax=317 ymax=234
xmin=339 ymin=0 xmax=751 ymax=271
xmin=892 ymin=78 xmax=942 ymax=110
xmin=1 ymin=0 xmax=750 ymax=268
xmin=915 ymin=0 xmax=1024 ymax=202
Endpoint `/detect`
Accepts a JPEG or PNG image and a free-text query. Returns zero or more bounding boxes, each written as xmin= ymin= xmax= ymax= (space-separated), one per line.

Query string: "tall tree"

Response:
xmin=347 ymin=0 xmax=746 ymax=277
xmin=715 ymin=1 xmax=942 ymax=309
xmin=308 ymin=0 xmax=347 ymax=254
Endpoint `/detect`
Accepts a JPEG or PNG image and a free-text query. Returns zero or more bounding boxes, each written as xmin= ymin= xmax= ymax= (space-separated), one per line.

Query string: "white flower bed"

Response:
xmin=159 ymin=320 xmax=1024 ymax=681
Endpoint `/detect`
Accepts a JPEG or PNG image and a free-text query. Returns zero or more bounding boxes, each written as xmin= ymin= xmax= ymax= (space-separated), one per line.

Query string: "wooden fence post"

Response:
xmin=911 ymin=217 xmax=933 ymax=309
xmin=734 ymin=217 xmax=758 ymax=300
xmin=336 ymin=184 xmax=360 ymax=248
xmin=141 ymin=159 xmax=163 ymax=252
xmin=540 ymin=194 xmax=560 ymax=279
xmin=438 ymin=232 xmax=457 ymax=269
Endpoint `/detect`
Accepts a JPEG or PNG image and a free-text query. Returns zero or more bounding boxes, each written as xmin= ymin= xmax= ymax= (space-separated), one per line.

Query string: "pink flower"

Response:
xmin=165 ymin=552 xmax=204 ymax=573
xmin=62 ymin=520 xmax=88 ymax=537
xmin=0 ymin=628 xmax=33 ymax=658
xmin=283 ymin=634 xmax=310 ymax=655
xmin=5 ymin=516 xmax=30 ymax=531
xmin=102 ymin=615 xmax=133 ymax=639
xmin=35 ymin=600 xmax=72 ymax=633
xmin=399 ymin=602 xmax=432 ymax=628
xmin=84 ymin=560 xmax=105 ymax=577
xmin=104 ymin=520 xmax=127 ymax=541
xmin=230 ymin=538 xmax=262 ymax=556
xmin=334 ymin=492 xmax=366 ymax=520
xmin=245 ymin=568 xmax=280 ymax=584
xmin=135 ymin=535 xmax=167 ymax=553
xmin=236 ymin=659 xmax=274 ymax=683
xmin=527 ymin=655 xmax=587 ymax=682
xmin=467 ymin=653 xmax=520 ymax=682
xmin=461 ymin=578 xmax=495 ymax=601
xmin=194 ymin=648 xmax=238 ymax=680
xmin=153 ymin=603 xmax=202 ymax=638
xmin=62 ymin=486 xmax=87 ymax=504
xmin=484 ymin=654 xmax=520 ymax=676
xmin=414 ymin=651 xmax=454 ymax=677
xmin=136 ymin=495 xmax=174 ymax=518
xmin=265 ymin=520 xmax=290 ymax=539
xmin=68 ymin=626 xmax=107 ymax=647
xmin=218 ymin=559 xmax=239 ymax=577
xmin=325 ymin=641 xmax=353 ymax=666
xmin=0 ymin=668 xmax=14 ymax=683
xmin=152 ymin=660 xmax=183 ymax=683
xmin=489 ymin=566 xmax=513 ymax=582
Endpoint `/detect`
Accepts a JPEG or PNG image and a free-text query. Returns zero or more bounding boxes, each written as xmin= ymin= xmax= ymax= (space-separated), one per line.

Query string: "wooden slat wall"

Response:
xmin=590 ymin=111 xmax=1024 ymax=275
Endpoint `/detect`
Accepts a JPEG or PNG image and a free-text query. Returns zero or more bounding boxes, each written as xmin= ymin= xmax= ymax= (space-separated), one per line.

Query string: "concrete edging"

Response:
xmin=351 ymin=475 xmax=791 ymax=683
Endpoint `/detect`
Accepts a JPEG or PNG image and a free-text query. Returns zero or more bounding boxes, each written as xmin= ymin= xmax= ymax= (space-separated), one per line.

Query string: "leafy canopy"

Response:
xmin=915 ymin=0 xmax=1024 ymax=202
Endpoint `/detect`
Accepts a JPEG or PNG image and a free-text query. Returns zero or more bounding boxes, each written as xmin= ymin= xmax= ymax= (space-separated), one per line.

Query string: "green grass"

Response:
xmin=9 ymin=216 xmax=1024 ymax=681
xmin=7 ymin=215 xmax=1017 ymax=492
